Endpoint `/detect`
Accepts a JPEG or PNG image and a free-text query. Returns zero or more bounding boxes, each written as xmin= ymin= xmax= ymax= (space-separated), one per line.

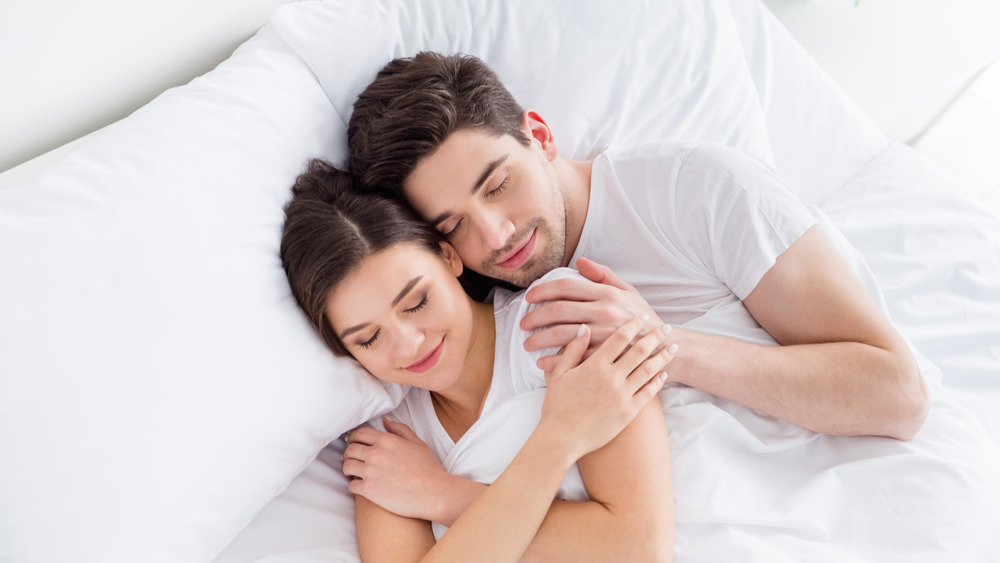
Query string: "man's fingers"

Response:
xmin=576 ymin=257 xmax=637 ymax=292
xmin=523 ymin=324 xmax=586 ymax=352
xmin=524 ymin=277 xmax=604 ymax=305
xmin=520 ymin=298 xmax=604 ymax=332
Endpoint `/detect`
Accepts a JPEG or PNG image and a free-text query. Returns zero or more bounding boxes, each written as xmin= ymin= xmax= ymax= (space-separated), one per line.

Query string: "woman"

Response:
xmin=280 ymin=160 xmax=676 ymax=562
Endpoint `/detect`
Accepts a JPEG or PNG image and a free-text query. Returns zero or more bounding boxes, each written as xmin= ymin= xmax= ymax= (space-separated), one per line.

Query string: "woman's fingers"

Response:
xmin=342 ymin=458 xmax=365 ymax=479
xmin=545 ymin=323 xmax=591 ymax=383
xmin=631 ymin=371 xmax=669 ymax=410
xmin=383 ymin=417 xmax=420 ymax=441
xmin=590 ymin=315 xmax=647 ymax=363
xmin=624 ymin=338 xmax=678 ymax=396
xmin=343 ymin=441 xmax=368 ymax=463
xmin=613 ymin=323 xmax=670 ymax=371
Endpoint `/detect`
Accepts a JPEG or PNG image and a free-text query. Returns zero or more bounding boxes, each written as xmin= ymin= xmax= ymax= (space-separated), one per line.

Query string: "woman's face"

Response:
xmin=325 ymin=241 xmax=473 ymax=392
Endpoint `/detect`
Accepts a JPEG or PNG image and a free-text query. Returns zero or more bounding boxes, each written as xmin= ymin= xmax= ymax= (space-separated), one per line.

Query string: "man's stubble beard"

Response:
xmin=480 ymin=216 xmax=566 ymax=288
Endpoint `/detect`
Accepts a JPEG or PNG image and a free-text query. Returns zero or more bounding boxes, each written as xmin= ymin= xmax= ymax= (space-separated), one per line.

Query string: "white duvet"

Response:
xmin=434 ymin=376 xmax=1000 ymax=561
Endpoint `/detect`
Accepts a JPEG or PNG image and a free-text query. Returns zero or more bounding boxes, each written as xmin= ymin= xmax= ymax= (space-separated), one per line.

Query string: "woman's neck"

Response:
xmin=431 ymin=297 xmax=495 ymax=442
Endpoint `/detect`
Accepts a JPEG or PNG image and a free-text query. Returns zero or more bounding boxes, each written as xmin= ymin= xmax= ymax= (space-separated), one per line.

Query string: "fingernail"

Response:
xmin=668 ymin=344 xmax=679 ymax=354
xmin=660 ymin=324 xmax=672 ymax=335
xmin=659 ymin=372 xmax=668 ymax=382
xmin=577 ymin=324 xmax=587 ymax=338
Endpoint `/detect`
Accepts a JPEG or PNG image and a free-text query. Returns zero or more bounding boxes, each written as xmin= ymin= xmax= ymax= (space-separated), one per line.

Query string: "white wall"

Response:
xmin=0 ymin=0 xmax=298 ymax=173
xmin=763 ymin=0 xmax=1000 ymax=142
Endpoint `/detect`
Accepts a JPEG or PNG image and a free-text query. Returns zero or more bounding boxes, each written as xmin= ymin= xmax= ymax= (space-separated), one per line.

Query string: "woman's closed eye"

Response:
xmin=405 ymin=293 xmax=428 ymax=313
xmin=358 ymin=329 xmax=380 ymax=350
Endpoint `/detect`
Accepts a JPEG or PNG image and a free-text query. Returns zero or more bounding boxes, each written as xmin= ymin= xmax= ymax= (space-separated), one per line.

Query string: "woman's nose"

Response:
xmin=394 ymin=324 xmax=425 ymax=360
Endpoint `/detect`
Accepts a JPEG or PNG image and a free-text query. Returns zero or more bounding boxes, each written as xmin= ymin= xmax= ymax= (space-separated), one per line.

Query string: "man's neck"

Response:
xmin=555 ymin=157 xmax=594 ymax=267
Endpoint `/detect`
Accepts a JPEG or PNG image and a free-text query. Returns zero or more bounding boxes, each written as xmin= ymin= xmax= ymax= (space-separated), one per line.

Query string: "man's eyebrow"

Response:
xmin=337 ymin=276 xmax=423 ymax=339
xmin=428 ymin=154 xmax=509 ymax=226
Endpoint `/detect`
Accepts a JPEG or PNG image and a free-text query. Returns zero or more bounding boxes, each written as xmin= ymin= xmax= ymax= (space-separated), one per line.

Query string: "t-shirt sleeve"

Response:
xmin=494 ymin=268 xmax=587 ymax=393
xmin=668 ymin=144 xmax=817 ymax=300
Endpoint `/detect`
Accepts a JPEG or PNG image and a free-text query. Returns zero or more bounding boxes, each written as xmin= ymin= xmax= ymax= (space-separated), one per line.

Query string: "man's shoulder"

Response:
xmin=595 ymin=140 xmax=766 ymax=174
xmin=599 ymin=139 xmax=747 ymax=163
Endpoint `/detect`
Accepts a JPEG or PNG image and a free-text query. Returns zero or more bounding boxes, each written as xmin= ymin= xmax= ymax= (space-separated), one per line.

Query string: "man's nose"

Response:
xmin=474 ymin=208 xmax=515 ymax=251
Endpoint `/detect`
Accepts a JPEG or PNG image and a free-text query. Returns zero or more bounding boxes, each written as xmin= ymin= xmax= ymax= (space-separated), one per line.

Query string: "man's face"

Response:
xmin=403 ymin=128 xmax=568 ymax=288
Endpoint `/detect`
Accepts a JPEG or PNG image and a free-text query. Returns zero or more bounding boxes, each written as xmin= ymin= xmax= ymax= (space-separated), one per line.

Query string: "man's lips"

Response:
xmin=496 ymin=229 xmax=537 ymax=269
xmin=405 ymin=338 xmax=444 ymax=373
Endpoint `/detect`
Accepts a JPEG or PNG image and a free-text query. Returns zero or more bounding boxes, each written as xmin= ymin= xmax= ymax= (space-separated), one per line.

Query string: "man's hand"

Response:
xmin=343 ymin=418 xmax=453 ymax=521
xmin=521 ymin=257 xmax=660 ymax=372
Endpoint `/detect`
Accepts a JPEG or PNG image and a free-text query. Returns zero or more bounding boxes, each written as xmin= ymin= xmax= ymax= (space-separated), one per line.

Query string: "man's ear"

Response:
xmin=440 ymin=241 xmax=465 ymax=277
xmin=522 ymin=110 xmax=558 ymax=161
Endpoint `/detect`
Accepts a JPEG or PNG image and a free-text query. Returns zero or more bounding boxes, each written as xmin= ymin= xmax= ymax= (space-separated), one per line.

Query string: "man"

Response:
xmin=347 ymin=52 xmax=928 ymax=440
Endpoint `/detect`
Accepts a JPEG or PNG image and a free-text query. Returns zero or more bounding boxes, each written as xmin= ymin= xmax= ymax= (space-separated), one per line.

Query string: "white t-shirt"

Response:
xmin=573 ymin=140 xmax=818 ymax=345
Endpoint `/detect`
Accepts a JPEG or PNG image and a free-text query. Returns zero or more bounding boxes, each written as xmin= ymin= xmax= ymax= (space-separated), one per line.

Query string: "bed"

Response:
xmin=3 ymin=0 xmax=1000 ymax=561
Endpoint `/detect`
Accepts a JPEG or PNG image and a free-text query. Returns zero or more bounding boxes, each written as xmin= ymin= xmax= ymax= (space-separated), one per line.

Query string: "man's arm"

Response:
xmin=687 ymin=225 xmax=928 ymax=439
xmin=522 ymin=228 xmax=929 ymax=439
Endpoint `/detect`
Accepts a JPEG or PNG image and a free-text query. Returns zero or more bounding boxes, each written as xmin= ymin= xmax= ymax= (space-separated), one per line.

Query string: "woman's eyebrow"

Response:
xmin=338 ymin=276 xmax=424 ymax=339
xmin=391 ymin=276 xmax=423 ymax=307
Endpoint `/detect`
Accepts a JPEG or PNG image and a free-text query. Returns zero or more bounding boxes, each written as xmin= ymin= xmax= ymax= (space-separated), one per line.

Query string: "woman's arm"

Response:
xmin=351 ymin=317 xmax=671 ymax=563
xmin=522 ymin=396 xmax=673 ymax=562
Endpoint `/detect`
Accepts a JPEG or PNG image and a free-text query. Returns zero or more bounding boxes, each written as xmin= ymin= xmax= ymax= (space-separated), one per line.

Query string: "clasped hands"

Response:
xmin=522 ymin=257 xmax=680 ymax=373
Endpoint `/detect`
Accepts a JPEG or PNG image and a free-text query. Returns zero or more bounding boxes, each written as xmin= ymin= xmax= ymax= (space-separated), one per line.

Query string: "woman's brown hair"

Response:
xmin=280 ymin=159 xmax=445 ymax=355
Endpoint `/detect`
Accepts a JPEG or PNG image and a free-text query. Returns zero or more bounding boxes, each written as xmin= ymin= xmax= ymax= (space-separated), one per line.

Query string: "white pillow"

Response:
xmin=267 ymin=0 xmax=774 ymax=163
xmin=0 ymin=45 xmax=405 ymax=563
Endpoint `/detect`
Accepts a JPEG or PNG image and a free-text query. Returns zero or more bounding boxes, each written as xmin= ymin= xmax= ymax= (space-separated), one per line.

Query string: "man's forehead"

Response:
xmin=405 ymin=130 xmax=513 ymax=208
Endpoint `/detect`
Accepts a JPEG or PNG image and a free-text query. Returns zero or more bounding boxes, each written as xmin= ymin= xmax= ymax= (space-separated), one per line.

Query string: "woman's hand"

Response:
xmin=343 ymin=418 xmax=453 ymax=521
xmin=540 ymin=315 xmax=675 ymax=460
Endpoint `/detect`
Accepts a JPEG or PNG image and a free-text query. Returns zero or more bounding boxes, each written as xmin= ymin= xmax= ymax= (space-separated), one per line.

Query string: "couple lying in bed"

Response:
xmin=279 ymin=52 xmax=929 ymax=562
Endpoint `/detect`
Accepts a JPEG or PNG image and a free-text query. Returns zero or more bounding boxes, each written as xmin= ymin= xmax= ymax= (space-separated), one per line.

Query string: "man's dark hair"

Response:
xmin=348 ymin=51 xmax=530 ymax=197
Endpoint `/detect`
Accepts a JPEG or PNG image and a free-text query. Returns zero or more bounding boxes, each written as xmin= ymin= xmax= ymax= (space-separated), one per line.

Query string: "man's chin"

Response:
xmin=484 ymin=261 xmax=547 ymax=289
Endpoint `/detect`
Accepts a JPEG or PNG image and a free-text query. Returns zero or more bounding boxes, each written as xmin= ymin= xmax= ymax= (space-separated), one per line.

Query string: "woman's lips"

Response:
xmin=405 ymin=338 xmax=444 ymax=373
xmin=497 ymin=229 xmax=537 ymax=269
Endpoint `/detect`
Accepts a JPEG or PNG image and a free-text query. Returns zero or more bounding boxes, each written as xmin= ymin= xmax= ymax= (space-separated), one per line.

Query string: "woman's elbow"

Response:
xmin=887 ymin=361 xmax=930 ymax=441
xmin=625 ymin=515 xmax=674 ymax=563
xmin=636 ymin=532 xmax=674 ymax=563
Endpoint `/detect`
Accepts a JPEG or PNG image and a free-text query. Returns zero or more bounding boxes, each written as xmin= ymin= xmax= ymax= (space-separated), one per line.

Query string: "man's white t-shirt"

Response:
xmin=573 ymin=140 xmax=817 ymax=345
xmin=376 ymin=140 xmax=861 ymax=458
